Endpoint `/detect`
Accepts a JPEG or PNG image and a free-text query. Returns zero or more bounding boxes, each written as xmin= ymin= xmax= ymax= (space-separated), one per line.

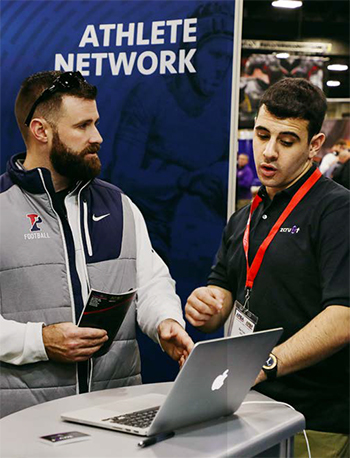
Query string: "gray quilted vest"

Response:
xmin=0 ymin=163 xmax=141 ymax=418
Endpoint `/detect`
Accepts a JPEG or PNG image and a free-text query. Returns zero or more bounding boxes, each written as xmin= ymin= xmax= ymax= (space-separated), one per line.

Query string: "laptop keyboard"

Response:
xmin=102 ymin=406 xmax=160 ymax=429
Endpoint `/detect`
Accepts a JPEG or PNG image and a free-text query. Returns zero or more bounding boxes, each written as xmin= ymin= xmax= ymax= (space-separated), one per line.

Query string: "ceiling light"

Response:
xmin=327 ymin=64 xmax=348 ymax=72
xmin=326 ymin=81 xmax=341 ymax=87
xmin=272 ymin=1 xmax=303 ymax=9
xmin=276 ymin=53 xmax=290 ymax=59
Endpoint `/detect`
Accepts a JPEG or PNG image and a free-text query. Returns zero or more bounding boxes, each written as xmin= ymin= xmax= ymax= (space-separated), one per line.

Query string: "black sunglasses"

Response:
xmin=24 ymin=71 xmax=86 ymax=126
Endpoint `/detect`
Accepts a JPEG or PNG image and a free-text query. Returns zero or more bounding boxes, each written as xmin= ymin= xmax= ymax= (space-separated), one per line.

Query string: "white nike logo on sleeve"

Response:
xmin=92 ymin=213 xmax=110 ymax=222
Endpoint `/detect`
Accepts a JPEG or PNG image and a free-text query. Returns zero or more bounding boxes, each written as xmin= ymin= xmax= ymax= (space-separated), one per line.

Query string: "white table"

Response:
xmin=0 ymin=382 xmax=305 ymax=457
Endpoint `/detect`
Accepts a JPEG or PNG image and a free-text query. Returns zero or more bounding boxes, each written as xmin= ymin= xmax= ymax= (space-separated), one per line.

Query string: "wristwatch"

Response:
xmin=262 ymin=353 xmax=278 ymax=381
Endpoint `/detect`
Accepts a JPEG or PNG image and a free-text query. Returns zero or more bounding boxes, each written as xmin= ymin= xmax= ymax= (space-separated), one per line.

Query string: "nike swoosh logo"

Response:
xmin=92 ymin=213 xmax=110 ymax=222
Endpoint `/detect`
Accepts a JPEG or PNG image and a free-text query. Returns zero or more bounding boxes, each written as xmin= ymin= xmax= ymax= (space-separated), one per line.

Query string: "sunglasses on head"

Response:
xmin=24 ymin=71 xmax=86 ymax=126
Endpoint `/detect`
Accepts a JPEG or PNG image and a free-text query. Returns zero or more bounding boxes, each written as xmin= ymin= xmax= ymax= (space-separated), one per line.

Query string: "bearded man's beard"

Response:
xmin=50 ymin=130 xmax=101 ymax=182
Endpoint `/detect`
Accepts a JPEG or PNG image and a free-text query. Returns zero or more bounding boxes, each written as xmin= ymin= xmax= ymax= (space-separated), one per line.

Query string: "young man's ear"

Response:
xmin=29 ymin=118 xmax=51 ymax=144
xmin=309 ymin=133 xmax=326 ymax=159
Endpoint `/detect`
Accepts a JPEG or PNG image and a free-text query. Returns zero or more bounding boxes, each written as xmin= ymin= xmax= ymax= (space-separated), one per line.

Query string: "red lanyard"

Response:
xmin=243 ymin=168 xmax=321 ymax=291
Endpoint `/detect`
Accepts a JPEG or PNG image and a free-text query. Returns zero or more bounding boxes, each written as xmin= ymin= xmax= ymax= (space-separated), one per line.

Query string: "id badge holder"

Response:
xmin=227 ymin=300 xmax=258 ymax=337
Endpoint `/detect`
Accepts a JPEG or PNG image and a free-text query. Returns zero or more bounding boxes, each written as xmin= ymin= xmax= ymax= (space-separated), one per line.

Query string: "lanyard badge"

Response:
xmin=227 ymin=295 xmax=258 ymax=336
xmin=229 ymin=168 xmax=321 ymax=337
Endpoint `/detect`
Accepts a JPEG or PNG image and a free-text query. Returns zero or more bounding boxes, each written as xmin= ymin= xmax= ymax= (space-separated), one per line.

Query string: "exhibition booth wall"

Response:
xmin=0 ymin=0 xmax=242 ymax=382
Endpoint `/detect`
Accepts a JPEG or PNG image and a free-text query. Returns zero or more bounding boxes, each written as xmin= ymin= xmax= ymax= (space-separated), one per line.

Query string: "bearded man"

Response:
xmin=0 ymin=71 xmax=193 ymax=418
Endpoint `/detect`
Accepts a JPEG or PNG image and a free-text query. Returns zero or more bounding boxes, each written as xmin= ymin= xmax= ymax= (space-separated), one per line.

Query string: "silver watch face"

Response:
xmin=263 ymin=354 xmax=277 ymax=370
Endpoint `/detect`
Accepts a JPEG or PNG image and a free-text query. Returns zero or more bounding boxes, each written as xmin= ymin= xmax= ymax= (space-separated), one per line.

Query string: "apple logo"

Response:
xmin=211 ymin=369 xmax=229 ymax=391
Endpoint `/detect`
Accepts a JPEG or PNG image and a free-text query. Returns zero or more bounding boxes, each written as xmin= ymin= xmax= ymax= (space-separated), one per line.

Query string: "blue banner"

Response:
xmin=1 ymin=0 xmax=237 ymax=382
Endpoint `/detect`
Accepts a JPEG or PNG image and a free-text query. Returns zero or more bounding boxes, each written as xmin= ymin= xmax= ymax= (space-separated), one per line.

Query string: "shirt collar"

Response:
xmin=258 ymin=163 xmax=317 ymax=202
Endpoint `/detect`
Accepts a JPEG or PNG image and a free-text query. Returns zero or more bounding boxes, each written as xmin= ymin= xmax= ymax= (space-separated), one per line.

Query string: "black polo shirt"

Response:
xmin=208 ymin=165 xmax=349 ymax=433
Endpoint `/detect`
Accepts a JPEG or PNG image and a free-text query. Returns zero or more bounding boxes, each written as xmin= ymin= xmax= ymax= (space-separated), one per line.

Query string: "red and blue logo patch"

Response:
xmin=26 ymin=213 xmax=43 ymax=232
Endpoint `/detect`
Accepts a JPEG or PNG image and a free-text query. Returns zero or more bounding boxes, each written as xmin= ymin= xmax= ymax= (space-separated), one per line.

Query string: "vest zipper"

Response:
xmin=83 ymin=200 xmax=93 ymax=257
xmin=37 ymin=169 xmax=76 ymax=324
xmin=77 ymin=185 xmax=94 ymax=392
xmin=38 ymin=170 xmax=85 ymax=396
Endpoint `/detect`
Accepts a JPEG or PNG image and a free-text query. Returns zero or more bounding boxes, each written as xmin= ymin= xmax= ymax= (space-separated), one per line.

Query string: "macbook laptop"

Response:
xmin=61 ymin=328 xmax=283 ymax=436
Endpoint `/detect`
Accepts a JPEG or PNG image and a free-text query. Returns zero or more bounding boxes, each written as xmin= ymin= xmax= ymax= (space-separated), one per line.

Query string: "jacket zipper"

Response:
xmin=37 ymin=169 xmax=80 ymax=394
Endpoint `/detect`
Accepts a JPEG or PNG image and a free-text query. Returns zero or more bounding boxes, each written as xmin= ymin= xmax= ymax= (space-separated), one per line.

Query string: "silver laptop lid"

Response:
xmin=148 ymin=327 xmax=283 ymax=435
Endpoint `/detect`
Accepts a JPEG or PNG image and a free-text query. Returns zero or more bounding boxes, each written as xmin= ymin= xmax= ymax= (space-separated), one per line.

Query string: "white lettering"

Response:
xmin=55 ymin=53 xmax=74 ymax=71
xmin=280 ymin=227 xmax=301 ymax=233
xmin=136 ymin=22 xmax=150 ymax=45
xmin=76 ymin=53 xmax=91 ymax=76
xmin=79 ymin=25 xmax=99 ymax=47
xmin=53 ymin=48 xmax=198 ymax=76
xmin=179 ymin=48 xmax=196 ymax=73
xmin=109 ymin=52 xmax=136 ymax=75
xmin=24 ymin=232 xmax=50 ymax=240
xmin=160 ymin=50 xmax=177 ymax=74
xmin=166 ymin=19 xmax=183 ymax=44
xmin=116 ymin=23 xmax=135 ymax=46
xmin=99 ymin=24 xmax=116 ymax=47
xmin=137 ymin=51 xmax=158 ymax=75
xmin=77 ymin=19 xmax=197 ymax=49
xmin=183 ymin=18 xmax=197 ymax=43
xmin=151 ymin=21 xmax=165 ymax=45
xmin=91 ymin=53 xmax=108 ymax=76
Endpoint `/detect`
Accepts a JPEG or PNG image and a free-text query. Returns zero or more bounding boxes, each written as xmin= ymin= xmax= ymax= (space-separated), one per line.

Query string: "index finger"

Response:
xmin=78 ymin=327 xmax=108 ymax=338
xmin=177 ymin=330 xmax=194 ymax=354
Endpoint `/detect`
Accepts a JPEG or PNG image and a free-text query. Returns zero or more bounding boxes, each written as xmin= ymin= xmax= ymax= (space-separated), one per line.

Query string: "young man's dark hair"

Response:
xmin=15 ymin=71 xmax=97 ymax=142
xmin=258 ymin=77 xmax=327 ymax=142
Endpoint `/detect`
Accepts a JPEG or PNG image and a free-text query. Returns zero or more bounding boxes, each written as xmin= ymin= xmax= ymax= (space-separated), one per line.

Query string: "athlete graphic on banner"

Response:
xmin=106 ymin=2 xmax=234 ymax=269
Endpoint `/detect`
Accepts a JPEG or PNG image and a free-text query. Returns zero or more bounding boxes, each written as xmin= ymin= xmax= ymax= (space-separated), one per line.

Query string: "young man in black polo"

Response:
xmin=185 ymin=78 xmax=349 ymax=457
